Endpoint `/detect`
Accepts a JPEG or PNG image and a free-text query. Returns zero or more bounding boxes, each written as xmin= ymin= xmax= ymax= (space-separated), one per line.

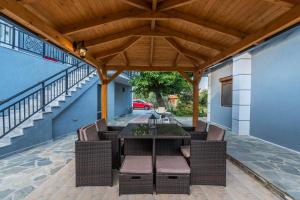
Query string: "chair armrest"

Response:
xmin=108 ymin=126 xmax=125 ymax=131
xmin=190 ymin=132 xmax=207 ymax=140
xmin=182 ymin=126 xmax=195 ymax=132
xmin=75 ymin=140 xmax=112 ymax=156
xmin=190 ymin=140 xmax=226 ymax=159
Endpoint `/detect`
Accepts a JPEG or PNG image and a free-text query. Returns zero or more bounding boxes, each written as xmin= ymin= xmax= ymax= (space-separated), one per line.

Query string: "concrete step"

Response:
xmin=0 ymin=73 xmax=97 ymax=149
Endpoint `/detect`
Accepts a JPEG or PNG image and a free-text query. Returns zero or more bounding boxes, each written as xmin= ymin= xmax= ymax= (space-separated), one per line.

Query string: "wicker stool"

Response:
xmin=156 ymin=156 xmax=190 ymax=194
xmin=119 ymin=156 xmax=153 ymax=195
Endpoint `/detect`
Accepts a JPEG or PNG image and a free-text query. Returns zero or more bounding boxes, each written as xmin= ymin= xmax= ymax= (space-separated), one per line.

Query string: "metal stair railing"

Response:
xmin=0 ymin=63 xmax=96 ymax=139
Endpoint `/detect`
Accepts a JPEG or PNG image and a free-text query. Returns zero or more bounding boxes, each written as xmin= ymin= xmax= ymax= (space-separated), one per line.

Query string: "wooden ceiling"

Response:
xmin=1 ymin=0 xmax=300 ymax=72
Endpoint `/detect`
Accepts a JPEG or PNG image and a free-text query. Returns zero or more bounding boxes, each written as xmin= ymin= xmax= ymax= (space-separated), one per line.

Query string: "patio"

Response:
xmin=1 ymin=0 xmax=300 ymax=199
xmin=0 ymin=111 xmax=299 ymax=199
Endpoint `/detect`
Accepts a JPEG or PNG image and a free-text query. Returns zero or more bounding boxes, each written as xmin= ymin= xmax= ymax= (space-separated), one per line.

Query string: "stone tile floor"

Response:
xmin=1 ymin=110 xmax=300 ymax=200
xmin=226 ymin=132 xmax=300 ymax=200
xmin=0 ymin=134 xmax=76 ymax=200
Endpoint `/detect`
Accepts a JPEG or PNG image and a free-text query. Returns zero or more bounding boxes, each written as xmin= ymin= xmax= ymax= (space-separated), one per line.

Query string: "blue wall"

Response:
xmin=250 ymin=26 xmax=300 ymax=152
xmin=107 ymin=81 xmax=115 ymax=121
xmin=0 ymin=47 xmax=68 ymax=100
xmin=210 ymin=63 xmax=232 ymax=129
xmin=52 ymin=84 xmax=98 ymax=138
xmin=114 ymin=82 xmax=132 ymax=117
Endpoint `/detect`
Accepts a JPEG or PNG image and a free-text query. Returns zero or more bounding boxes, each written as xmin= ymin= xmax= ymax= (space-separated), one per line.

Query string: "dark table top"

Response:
xmin=119 ymin=123 xmax=191 ymax=139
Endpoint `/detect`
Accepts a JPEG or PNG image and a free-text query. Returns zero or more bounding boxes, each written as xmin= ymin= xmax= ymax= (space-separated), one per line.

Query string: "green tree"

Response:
xmin=130 ymin=72 xmax=191 ymax=107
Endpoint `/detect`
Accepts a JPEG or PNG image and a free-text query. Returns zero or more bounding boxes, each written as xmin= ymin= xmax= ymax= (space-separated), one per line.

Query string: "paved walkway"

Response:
xmin=226 ymin=132 xmax=300 ymax=200
xmin=0 ymin=134 xmax=76 ymax=200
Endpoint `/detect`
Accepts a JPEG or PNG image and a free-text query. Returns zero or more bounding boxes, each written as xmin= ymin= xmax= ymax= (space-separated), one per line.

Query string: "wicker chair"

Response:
xmin=181 ymin=124 xmax=226 ymax=186
xmin=75 ymin=124 xmax=112 ymax=186
xmin=182 ymin=120 xmax=208 ymax=145
xmin=96 ymin=119 xmax=124 ymax=169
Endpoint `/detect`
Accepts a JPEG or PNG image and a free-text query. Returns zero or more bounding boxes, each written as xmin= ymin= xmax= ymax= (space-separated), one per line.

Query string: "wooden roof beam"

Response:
xmin=120 ymin=0 xmax=151 ymax=11
xmin=94 ymin=36 xmax=140 ymax=59
xmin=158 ymin=0 xmax=198 ymax=11
xmin=157 ymin=26 xmax=225 ymax=51
xmin=173 ymin=52 xmax=180 ymax=67
xmin=262 ymin=0 xmax=300 ymax=8
xmin=61 ymin=9 xmax=245 ymax=39
xmin=61 ymin=9 xmax=147 ymax=35
xmin=200 ymin=4 xmax=300 ymax=70
xmin=165 ymin=37 xmax=208 ymax=64
xmin=105 ymin=65 xmax=196 ymax=72
xmin=122 ymin=51 xmax=129 ymax=66
xmin=85 ymin=25 xmax=224 ymax=51
xmin=177 ymin=68 xmax=193 ymax=84
xmin=166 ymin=10 xmax=246 ymax=39
xmin=0 ymin=0 xmax=99 ymax=67
xmin=86 ymin=26 xmax=149 ymax=48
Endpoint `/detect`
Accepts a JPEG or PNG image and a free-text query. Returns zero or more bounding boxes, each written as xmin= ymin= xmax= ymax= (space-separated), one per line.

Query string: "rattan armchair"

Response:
xmin=75 ymin=124 xmax=112 ymax=186
xmin=182 ymin=124 xmax=226 ymax=186
xmin=96 ymin=119 xmax=124 ymax=169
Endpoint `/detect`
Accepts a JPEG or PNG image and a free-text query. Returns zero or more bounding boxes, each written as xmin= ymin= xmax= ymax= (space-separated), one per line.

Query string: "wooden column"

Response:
xmin=192 ymin=70 xmax=202 ymax=128
xmin=96 ymin=66 xmax=108 ymax=121
xmin=101 ymin=69 xmax=108 ymax=121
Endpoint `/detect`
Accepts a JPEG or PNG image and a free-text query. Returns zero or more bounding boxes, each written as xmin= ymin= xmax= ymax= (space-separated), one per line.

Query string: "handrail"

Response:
xmin=0 ymin=64 xmax=96 ymax=138
xmin=0 ymin=65 xmax=78 ymax=105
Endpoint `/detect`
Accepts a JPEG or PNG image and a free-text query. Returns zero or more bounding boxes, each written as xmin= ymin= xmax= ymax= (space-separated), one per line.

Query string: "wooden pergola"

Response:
xmin=1 ymin=0 xmax=300 ymax=127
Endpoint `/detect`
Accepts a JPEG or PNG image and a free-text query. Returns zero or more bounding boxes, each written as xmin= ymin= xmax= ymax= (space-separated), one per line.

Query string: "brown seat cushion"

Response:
xmin=120 ymin=156 xmax=153 ymax=174
xmin=180 ymin=146 xmax=190 ymax=158
xmin=207 ymin=125 xmax=225 ymax=141
xmin=82 ymin=124 xmax=100 ymax=141
xmin=96 ymin=119 xmax=108 ymax=132
xmin=195 ymin=120 xmax=207 ymax=132
xmin=156 ymin=156 xmax=190 ymax=174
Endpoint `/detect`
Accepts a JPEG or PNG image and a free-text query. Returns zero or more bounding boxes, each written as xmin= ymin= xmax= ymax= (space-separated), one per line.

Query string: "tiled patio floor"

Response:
xmin=0 ymin=134 xmax=76 ymax=200
xmin=24 ymin=159 xmax=280 ymax=200
xmin=226 ymin=133 xmax=300 ymax=200
xmin=1 ymin=110 xmax=299 ymax=199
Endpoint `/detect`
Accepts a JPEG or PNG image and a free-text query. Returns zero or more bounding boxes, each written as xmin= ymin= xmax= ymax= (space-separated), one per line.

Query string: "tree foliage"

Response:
xmin=130 ymin=72 xmax=191 ymax=106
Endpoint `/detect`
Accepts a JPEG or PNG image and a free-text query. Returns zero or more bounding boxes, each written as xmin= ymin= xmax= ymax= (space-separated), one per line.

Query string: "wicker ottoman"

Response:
xmin=156 ymin=156 xmax=190 ymax=194
xmin=119 ymin=156 xmax=153 ymax=195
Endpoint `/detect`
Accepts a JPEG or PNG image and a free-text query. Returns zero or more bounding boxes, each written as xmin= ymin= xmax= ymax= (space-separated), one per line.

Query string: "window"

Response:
xmin=219 ymin=76 xmax=232 ymax=107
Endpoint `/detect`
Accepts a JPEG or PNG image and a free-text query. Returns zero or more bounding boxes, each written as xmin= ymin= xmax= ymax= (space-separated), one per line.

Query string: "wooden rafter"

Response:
xmin=177 ymin=69 xmax=193 ymax=84
xmin=61 ymin=9 xmax=146 ymax=35
xmin=86 ymin=26 xmax=149 ymax=48
xmin=150 ymin=0 xmax=158 ymax=66
xmin=122 ymin=51 xmax=129 ymax=66
xmin=105 ymin=65 xmax=196 ymax=71
xmin=159 ymin=0 xmax=198 ymax=11
xmin=0 ymin=0 xmax=99 ymax=67
xmin=84 ymin=25 xmax=224 ymax=51
xmin=106 ymin=69 xmax=124 ymax=84
xmin=173 ymin=53 xmax=180 ymax=67
xmin=262 ymin=0 xmax=299 ymax=8
xmin=120 ymin=0 xmax=151 ymax=11
xmin=200 ymin=4 xmax=300 ymax=70
xmin=165 ymin=37 xmax=208 ymax=64
xmin=150 ymin=37 xmax=154 ymax=66
xmin=165 ymin=10 xmax=246 ymax=39
xmin=156 ymin=26 xmax=225 ymax=51
xmin=61 ymin=9 xmax=245 ymax=39
xmin=94 ymin=36 xmax=140 ymax=59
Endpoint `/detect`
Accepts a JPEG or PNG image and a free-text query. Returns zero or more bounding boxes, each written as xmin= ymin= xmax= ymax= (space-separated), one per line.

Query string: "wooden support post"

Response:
xmin=100 ymin=68 xmax=108 ymax=121
xmin=192 ymin=70 xmax=202 ymax=128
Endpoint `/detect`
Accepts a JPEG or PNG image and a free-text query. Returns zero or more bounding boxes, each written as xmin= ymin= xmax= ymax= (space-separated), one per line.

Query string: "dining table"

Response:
xmin=118 ymin=123 xmax=191 ymax=167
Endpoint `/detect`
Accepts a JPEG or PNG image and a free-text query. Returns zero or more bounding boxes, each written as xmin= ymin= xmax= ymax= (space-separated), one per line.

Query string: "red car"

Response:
xmin=133 ymin=99 xmax=153 ymax=110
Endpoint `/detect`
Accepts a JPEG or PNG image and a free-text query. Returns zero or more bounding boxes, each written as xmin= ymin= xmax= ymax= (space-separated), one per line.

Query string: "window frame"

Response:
xmin=219 ymin=76 xmax=233 ymax=107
